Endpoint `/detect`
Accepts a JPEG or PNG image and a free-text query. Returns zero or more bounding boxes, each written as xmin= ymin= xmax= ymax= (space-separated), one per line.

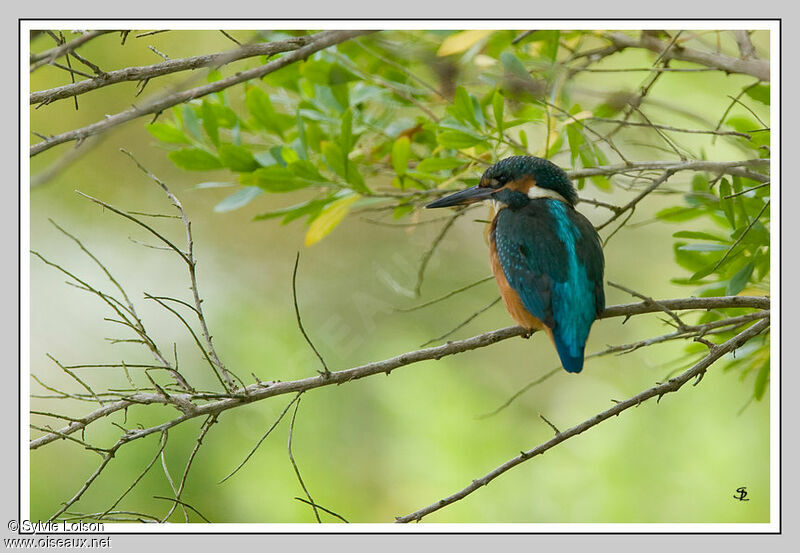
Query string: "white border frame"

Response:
xmin=21 ymin=19 xmax=780 ymax=533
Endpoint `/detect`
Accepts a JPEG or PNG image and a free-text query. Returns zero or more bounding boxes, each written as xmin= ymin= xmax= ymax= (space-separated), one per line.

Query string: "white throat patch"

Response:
xmin=527 ymin=186 xmax=568 ymax=203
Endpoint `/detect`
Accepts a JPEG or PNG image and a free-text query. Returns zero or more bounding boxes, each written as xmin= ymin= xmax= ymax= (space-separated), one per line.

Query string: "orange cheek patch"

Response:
xmin=504 ymin=176 xmax=537 ymax=193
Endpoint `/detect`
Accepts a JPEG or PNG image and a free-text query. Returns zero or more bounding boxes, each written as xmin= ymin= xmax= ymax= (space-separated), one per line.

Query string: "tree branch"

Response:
xmin=30 ymin=30 xmax=376 ymax=156
xmin=30 ymin=34 xmax=320 ymax=105
xmin=394 ymin=316 xmax=770 ymax=523
xmin=605 ymin=32 xmax=769 ymax=81
xmin=568 ymin=158 xmax=769 ymax=182
xmin=30 ymin=294 xmax=769 ymax=451
xmin=30 ymin=30 xmax=115 ymax=68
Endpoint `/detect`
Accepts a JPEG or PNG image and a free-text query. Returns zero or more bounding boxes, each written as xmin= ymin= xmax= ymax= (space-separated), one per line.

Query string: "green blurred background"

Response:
xmin=29 ymin=29 xmax=770 ymax=524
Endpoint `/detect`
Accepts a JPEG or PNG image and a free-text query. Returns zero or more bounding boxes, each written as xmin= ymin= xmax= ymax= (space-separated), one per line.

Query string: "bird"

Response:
xmin=425 ymin=155 xmax=604 ymax=373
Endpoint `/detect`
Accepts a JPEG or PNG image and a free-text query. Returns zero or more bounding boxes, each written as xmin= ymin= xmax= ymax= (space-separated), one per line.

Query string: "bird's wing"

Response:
xmin=567 ymin=207 xmax=606 ymax=316
xmin=494 ymin=200 xmax=605 ymax=325
xmin=492 ymin=204 xmax=569 ymax=329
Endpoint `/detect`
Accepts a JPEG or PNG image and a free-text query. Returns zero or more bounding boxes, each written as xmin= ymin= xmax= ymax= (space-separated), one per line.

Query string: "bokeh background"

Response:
xmin=29 ymin=28 xmax=770 ymax=524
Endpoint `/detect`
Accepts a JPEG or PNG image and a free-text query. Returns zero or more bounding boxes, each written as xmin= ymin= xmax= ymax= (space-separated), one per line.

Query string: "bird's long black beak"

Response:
xmin=425 ymin=185 xmax=495 ymax=208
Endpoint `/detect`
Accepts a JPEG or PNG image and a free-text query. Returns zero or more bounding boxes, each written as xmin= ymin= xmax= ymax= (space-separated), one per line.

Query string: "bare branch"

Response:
xmin=31 ymin=33 xmax=319 ymax=105
xmin=395 ymin=317 xmax=769 ymax=522
xmin=30 ymin=295 xmax=770 ymax=451
xmin=605 ymin=32 xmax=769 ymax=81
xmin=30 ymin=30 xmax=376 ymax=156
xmin=30 ymin=30 xmax=115 ymax=68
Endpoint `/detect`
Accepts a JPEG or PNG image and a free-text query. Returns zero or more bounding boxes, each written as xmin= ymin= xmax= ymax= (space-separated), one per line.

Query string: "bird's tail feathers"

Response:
xmin=552 ymin=333 xmax=585 ymax=373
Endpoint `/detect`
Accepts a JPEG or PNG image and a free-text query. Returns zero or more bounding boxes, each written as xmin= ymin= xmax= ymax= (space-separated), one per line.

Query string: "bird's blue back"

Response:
xmin=493 ymin=199 xmax=605 ymax=373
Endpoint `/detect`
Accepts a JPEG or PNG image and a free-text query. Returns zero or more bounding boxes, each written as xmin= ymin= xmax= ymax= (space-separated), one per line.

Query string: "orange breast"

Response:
xmin=489 ymin=218 xmax=554 ymax=341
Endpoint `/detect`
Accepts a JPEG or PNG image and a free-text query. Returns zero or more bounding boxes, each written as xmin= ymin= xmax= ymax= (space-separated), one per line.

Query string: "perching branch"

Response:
xmin=30 ymin=294 xmax=770 ymax=451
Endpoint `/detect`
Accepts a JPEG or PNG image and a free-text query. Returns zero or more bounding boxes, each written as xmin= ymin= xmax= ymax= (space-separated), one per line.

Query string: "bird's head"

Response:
xmin=425 ymin=156 xmax=578 ymax=211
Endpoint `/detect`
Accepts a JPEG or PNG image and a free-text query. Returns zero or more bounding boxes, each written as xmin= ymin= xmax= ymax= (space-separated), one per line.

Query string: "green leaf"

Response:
xmin=321 ymin=141 xmax=368 ymax=193
xmin=296 ymin=111 xmax=308 ymax=159
xmin=280 ymin=147 xmax=300 ymax=165
xmin=590 ymin=175 xmax=611 ymax=191
xmin=214 ymin=186 xmax=263 ymax=212
xmin=201 ymin=100 xmax=219 ymax=146
xmin=218 ymin=144 xmax=261 ymax=172
xmin=245 ymin=166 xmax=309 ymax=193
xmin=392 ymin=136 xmax=411 ymax=176
xmin=254 ymin=197 xmax=333 ymax=223
xmin=393 ymin=204 xmax=414 ymax=219
xmin=678 ymin=243 xmax=728 ymax=252
xmin=492 ymin=89 xmax=504 ymax=134
xmin=287 ymin=159 xmax=325 ymax=182
xmin=673 ymin=242 xmax=713 ymax=273
xmin=519 ymin=130 xmax=528 ymax=150
xmin=193 ymin=181 xmax=235 ymax=189
xmin=329 ymin=63 xmax=360 ymax=85
xmin=416 ymin=158 xmax=466 ymax=172
xmin=744 ymin=83 xmax=770 ymax=106
xmin=304 ymin=195 xmax=360 ymax=246
xmin=672 ymin=231 xmax=729 ymax=242
xmin=182 ymin=105 xmax=203 ymax=140
xmin=341 ymin=108 xmax=354 ymax=155
xmin=537 ymin=30 xmax=560 ymax=61
xmin=246 ymin=87 xmax=284 ymax=137
xmin=147 ymin=123 xmax=191 ymax=144
xmin=726 ymin=115 xmax=758 ymax=133
xmin=500 ymin=52 xmax=534 ymax=84
xmin=719 ymin=178 xmax=737 ymax=228
xmin=168 ymin=148 xmax=222 ymax=171
xmin=726 ymin=262 xmax=755 ymax=295
xmin=566 ymin=124 xmax=584 ymax=164
xmin=437 ymin=129 xmax=482 ymax=149
xmin=208 ymin=103 xmax=238 ymax=128
xmin=449 ymin=86 xmax=479 ymax=127
xmin=321 ymin=141 xmax=347 ymax=179
xmin=753 ymin=356 xmax=770 ymax=400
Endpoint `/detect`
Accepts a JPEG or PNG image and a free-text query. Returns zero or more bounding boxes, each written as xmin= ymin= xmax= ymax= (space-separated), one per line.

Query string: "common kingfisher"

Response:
xmin=426 ymin=156 xmax=605 ymax=373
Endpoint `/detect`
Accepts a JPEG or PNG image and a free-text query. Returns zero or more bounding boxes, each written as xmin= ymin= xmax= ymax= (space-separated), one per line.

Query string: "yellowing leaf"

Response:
xmin=437 ymin=30 xmax=493 ymax=57
xmin=304 ymin=195 xmax=359 ymax=247
xmin=564 ymin=110 xmax=594 ymax=125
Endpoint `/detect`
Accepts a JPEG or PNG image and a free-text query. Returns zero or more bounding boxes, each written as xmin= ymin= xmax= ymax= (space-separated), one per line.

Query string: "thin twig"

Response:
xmin=420 ymin=297 xmax=502 ymax=347
xmin=219 ymin=393 xmax=301 ymax=483
xmin=414 ymin=211 xmax=462 ymax=297
xmin=287 ymin=397 xmax=321 ymax=523
xmin=292 ymin=253 xmax=330 ymax=377
xmin=395 ymin=276 xmax=494 ymax=313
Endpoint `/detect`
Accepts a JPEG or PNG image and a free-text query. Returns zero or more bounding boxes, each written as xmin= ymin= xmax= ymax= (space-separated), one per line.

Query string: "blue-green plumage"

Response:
xmin=426 ymin=155 xmax=605 ymax=374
